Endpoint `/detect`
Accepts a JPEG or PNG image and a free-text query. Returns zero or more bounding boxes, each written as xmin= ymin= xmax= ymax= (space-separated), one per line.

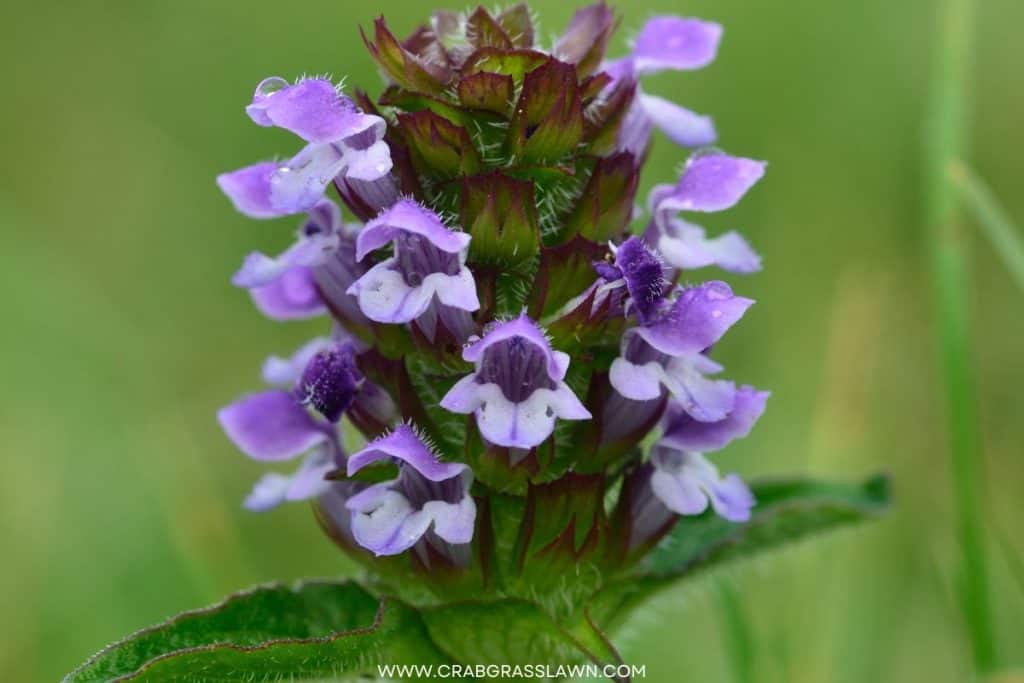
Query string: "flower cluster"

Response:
xmin=217 ymin=3 xmax=768 ymax=588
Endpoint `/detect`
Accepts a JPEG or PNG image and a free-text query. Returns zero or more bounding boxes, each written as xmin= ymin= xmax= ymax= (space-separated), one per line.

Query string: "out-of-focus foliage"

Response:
xmin=1 ymin=0 xmax=1022 ymax=681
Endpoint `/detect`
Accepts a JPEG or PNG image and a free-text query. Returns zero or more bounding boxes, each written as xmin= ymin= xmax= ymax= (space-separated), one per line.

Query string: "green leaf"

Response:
xmin=591 ymin=474 xmax=891 ymax=631
xmin=461 ymin=172 xmax=540 ymax=268
xmin=65 ymin=580 xmax=448 ymax=682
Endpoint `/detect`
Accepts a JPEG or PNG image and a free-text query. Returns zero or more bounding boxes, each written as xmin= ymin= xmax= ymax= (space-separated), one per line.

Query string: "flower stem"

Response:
xmin=924 ymin=0 xmax=995 ymax=672
xmin=950 ymin=161 xmax=1024 ymax=293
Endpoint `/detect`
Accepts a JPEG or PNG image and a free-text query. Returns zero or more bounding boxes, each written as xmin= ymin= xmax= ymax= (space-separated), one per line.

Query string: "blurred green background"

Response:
xmin=2 ymin=0 xmax=1022 ymax=681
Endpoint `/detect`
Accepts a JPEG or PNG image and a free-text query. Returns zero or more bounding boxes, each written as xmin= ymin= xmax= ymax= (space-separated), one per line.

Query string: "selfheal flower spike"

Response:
xmin=217 ymin=0 xmax=776 ymax=619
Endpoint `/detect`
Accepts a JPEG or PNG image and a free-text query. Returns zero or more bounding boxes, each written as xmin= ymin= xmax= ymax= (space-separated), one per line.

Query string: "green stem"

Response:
xmin=951 ymin=161 xmax=1024 ymax=293
xmin=924 ymin=0 xmax=995 ymax=672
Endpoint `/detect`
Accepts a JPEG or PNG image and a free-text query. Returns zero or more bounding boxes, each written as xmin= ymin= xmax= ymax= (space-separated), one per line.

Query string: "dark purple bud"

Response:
xmin=614 ymin=237 xmax=667 ymax=323
xmin=295 ymin=344 xmax=363 ymax=422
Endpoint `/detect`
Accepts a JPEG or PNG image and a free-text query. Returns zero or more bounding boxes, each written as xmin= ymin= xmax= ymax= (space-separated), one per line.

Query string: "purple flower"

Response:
xmin=347 ymin=199 xmax=479 ymax=324
xmin=609 ymin=281 xmax=753 ymax=422
xmin=660 ymin=385 xmax=769 ymax=453
xmin=231 ymin=200 xmax=339 ymax=320
xmin=594 ymin=236 xmax=668 ymax=324
xmin=649 ymin=446 xmax=754 ymax=522
xmin=603 ymin=16 xmax=723 ymax=154
xmin=219 ymin=337 xmax=382 ymax=511
xmin=217 ymin=77 xmax=391 ymax=218
xmin=231 ymin=199 xmax=370 ymax=323
xmin=293 ymin=343 xmax=364 ymax=423
xmin=217 ymin=389 xmax=338 ymax=511
xmin=344 ymin=425 xmax=476 ymax=556
xmin=646 ymin=153 xmax=765 ymax=273
xmin=440 ymin=314 xmax=591 ymax=449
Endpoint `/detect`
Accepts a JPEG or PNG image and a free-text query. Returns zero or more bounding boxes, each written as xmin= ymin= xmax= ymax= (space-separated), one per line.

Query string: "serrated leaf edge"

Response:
xmin=63 ymin=579 xmax=404 ymax=683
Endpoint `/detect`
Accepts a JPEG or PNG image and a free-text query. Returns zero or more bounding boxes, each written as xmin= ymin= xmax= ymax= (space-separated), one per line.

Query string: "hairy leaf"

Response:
xmin=65 ymin=580 xmax=447 ymax=682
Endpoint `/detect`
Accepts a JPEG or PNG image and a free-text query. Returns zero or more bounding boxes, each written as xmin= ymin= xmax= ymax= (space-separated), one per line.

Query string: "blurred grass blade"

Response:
xmin=717 ymin=580 xmax=756 ymax=683
xmin=994 ymin=525 xmax=1024 ymax=602
xmin=64 ymin=580 xmax=448 ymax=682
xmin=951 ymin=161 xmax=1024 ymax=292
xmin=923 ymin=0 xmax=996 ymax=671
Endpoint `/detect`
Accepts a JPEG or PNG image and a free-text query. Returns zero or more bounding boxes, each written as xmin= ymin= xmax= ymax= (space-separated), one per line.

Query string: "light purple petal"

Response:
xmin=347 ymin=485 xmax=428 ymax=555
xmin=651 ymin=458 xmax=708 ymax=515
xmin=632 ymin=17 xmax=722 ymax=74
xmin=284 ymin=446 xmax=336 ymax=501
xmin=432 ymin=266 xmax=481 ymax=312
xmin=345 ymin=474 xmax=476 ymax=556
xmin=243 ymin=473 xmax=292 ymax=512
xmin=662 ymin=359 xmax=736 ymax=422
xmin=347 ymin=261 xmax=478 ymax=324
xmin=356 ymin=199 xmax=470 ymax=261
xmin=609 ymin=357 xmax=665 ymax=401
xmin=218 ymin=390 xmax=326 ymax=461
xmin=600 ymin=57 xmax=636 ymax=87
xmin=246 ymin=77 xmax=385 ymax=145
xmin=655 ymin=154 xmax=766 ymax=217
xmin=546 ymin=383 xmax=593 ymax=420
xmin=650 ymin=448 xmax=754 ymax=522
xmin=441 ymin=379 xmax=589 ymax=450
xmin=339 ymin=138 xmax=393 ymax=182
xmin=248 ymin=266 xmax=326 ymax=320
xmin=346 ymin=260 xmax=438 ymax=323
xmin=268 ymin=142 xmax=347 ymax=215
xmin=424 ymin=494 xmax=476 ymax=545
xmin=661 ymin=385 xmax=769 ymax=452
xmin=243 ymin=446 xmax=335 ymax=512
xmin=217 ymin=162 xmax=282 ymax=219
xmin=439 ymin=374 xmax=485 ymax=414
xmin=636 ymin=281 xmax=754 ymax=356
xmin=347 ymin=424 xmax=467 ymax=482
xmin=637 ymin=92 xmax=716 ymax=147
xmin=655 ymin=219 xmax=762 ymax=273
xmin=616 ymin=99 xmax=655 ymax=156
xmin=232 ymin=235 xmax=336 ymax=289
xmin=708 ymin=473 xmax=755 ymax=522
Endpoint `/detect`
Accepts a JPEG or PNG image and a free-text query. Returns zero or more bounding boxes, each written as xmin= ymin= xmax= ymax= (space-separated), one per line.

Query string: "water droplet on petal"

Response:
xmin=255 ymin=76 xmax=289 ymax=99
